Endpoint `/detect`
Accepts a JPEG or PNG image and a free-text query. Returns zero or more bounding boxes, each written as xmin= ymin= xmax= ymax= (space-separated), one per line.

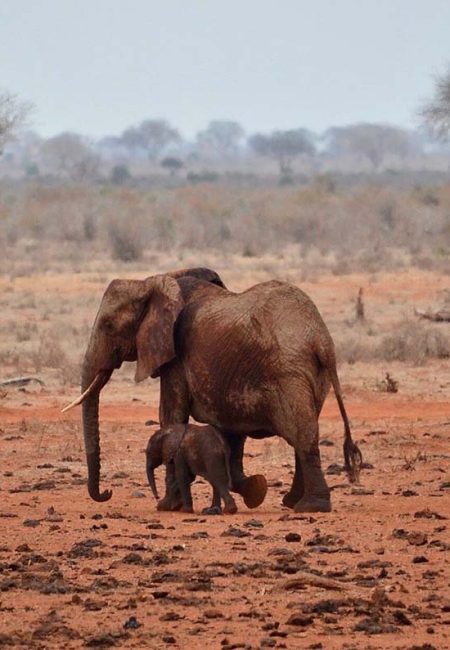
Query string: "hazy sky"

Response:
xmin=1 ymin=0 xmax=449 ymax=139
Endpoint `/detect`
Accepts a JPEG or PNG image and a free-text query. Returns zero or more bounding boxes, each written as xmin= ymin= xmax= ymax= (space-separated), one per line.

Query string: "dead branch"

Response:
xmin=282 ymin=571 xmax=348 ymax=591
xmin=0 ymin=376 xmax=44 ymax=387
xmin=356 ymin=287 xmax=365 ymax=322
xmin=414 ymin=307 xmax=450 ymax=322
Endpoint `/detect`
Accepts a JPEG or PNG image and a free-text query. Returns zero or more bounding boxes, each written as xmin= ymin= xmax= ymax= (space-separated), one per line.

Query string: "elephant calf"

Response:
xmin=146 ymin=423 xmax=238 ymax=515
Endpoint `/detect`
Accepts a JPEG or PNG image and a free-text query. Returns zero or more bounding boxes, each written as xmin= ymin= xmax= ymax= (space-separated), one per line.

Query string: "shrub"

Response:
xmin=378 ymin=320 xmax=450 ymax=365
xmin=110 ymin=164 xmax=131 ymax=185
xmin=108 ymin=221 xmax=144 ymax=261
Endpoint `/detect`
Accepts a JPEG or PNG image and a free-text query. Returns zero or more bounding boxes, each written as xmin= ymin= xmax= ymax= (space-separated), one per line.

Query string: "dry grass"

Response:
xmin=378 ymin=319 xmax=450 ymax=365
xmin=1 ymin=182 xmax=450 ymax=273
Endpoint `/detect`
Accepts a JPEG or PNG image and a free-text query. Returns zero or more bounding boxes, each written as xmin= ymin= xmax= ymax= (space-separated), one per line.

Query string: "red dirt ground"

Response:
xmin=1 ymin=267 xmax=449 ymax=649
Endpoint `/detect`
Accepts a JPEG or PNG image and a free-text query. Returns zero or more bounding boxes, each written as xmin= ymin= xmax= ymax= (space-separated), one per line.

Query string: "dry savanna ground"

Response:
xmin=0 ymin=251 xmax=449 ymax=649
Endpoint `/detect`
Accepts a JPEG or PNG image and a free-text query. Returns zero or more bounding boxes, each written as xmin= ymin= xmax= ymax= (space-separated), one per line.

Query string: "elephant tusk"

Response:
xmin=61 ymin=373 xmax=104 ymax=413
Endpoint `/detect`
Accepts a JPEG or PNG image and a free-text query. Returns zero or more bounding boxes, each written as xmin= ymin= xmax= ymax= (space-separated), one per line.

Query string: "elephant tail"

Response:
xmin=327 ymin=365 xmax=362 ymax=484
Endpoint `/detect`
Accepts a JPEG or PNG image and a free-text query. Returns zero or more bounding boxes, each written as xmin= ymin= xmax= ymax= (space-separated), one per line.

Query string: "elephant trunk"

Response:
xmin=81 ymin=365 xmax=113 ymax=502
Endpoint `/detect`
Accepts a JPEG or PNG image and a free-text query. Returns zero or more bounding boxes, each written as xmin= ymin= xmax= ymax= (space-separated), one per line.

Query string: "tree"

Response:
xmin=121 ymin=119 xmax=181 ymax=159
xmin=196 ymin=120 xmax=245 ymax=158
xmin=0 ymin=91 xmax=32 ymax=153
xmin=248 ymin=129 xmax=315 ymax=175
xmin=323 ymin=123 xmax=417 ymax=170
xmin=161 ymin=156 xmax=183 ymax=176
xmin=420 ymin=65 xmax=450 ymax=140
xmin=110 ymin=163 xmax=131 ymax=185
xmin=41 ymin=132 xmax=99 ymax=180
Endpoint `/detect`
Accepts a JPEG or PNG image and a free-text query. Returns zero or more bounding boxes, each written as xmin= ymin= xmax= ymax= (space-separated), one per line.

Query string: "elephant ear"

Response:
xmin=135 ymin=275 xmax=184 ymax=382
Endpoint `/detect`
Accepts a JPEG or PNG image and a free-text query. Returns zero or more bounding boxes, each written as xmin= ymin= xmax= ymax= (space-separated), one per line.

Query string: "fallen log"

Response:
xmin=414 ymin=308 xmax=450 ymax=322
xmin=0 ymin=376 xmax=44 ymax=387
xmin=282 ymin=571 xmax=348 ymax=591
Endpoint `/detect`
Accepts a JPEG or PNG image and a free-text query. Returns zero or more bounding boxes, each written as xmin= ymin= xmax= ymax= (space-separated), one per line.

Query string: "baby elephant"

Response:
xmin=146 ymin=423 xmax=238 ymax=515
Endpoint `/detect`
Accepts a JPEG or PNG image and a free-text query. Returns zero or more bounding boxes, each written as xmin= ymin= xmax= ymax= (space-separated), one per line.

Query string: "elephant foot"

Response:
xmin=293 ymin=496 xmax=331 ymax=513
xmin=234 ymin=474 xmax=267 ymax=509
xmin=180 ymin=505 xmax=194 ymax=513
xmin=223 ymin=500 xmax=238 ymax=515
xmin=282 ymin=491 xmax=303 ymax=509
xmin=156 ymin=496 xmax=183 ymax=511
xmin=202 ymin=506 xmax=222 ymax=515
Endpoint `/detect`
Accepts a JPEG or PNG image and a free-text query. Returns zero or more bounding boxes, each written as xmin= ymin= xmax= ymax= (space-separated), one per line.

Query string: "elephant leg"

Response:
xmin=202 ymin=487 xmax=223 ymax=515
xmin=282 ymin=416 xmax=331 ymax=513
xmin=157 ymin=463 xmax=183 ymax=511
xmin=282 ymin=451 xmax=304 ymax=509
xmin=159 ymin=362 xmax=190 ymax=427
xmin=219 ymin=485 xmax=238 ymax=514
xmin=293 ymin=440 xmax=331 ymax=513
xmin=157 ymin=365 xmax=190 ymax=510
xmin=227 ymin=433 xmax=267 ymax=509
xmin=207 ymin=457 xmax=238 ymax=514
xmin=174 ymin=455 xmax=195 ymax=513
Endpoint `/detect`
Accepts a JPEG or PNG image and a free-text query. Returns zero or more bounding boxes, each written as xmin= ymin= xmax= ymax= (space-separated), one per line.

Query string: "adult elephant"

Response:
xmin=64 ymin=267 xmax=361 ymax=513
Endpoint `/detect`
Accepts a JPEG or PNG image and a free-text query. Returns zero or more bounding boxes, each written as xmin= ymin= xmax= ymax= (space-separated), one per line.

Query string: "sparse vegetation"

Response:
xmin=378 ymin=319 xmax=450 ymax=365
xmin=1 ymin=182 xmax=450 ymax=271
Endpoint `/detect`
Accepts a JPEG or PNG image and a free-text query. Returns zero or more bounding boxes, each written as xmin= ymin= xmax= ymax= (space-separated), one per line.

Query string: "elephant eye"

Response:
xmin=101 ymin=318 xmax=114 ymax=333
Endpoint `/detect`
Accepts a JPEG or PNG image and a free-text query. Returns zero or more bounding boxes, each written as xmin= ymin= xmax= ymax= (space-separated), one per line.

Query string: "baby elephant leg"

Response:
xmin=201 ymin=486 xmax=223 ymax=515
xmin=174 ymin=454 xmax=195 ymax=513
xmin=156 ymin=463 xmax=183 ymax=511
xmin=207 ymin=453 xmax=238 ymax=514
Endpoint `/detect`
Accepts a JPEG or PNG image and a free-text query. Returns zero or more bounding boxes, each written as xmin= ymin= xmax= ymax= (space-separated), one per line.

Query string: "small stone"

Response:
xmin=243 ymin=519 xmax=264 ymax=528
xmin=123 ymin=616 xmax=141 ymax=629
xmin=162 ymin=635 xmax=176 ymax=644
xmin=132 ymin=490 xmax=146 ymax=498
xmin=407 ymin=532 xmax=428 ymax=546
xmin=286 ymin=613 xmax=313 ymax=626
xmin=413 ymin=555 xmax=429 ymax=563
xmin=285 ymin=533 xmax=301 ymax=543
xmin=351 ymin=487 xmax=374 ymax=495
xmin=221 ymin=527 xmax=250 ymax=538
xmin=23 ymin=519 xmax=40 ymax=527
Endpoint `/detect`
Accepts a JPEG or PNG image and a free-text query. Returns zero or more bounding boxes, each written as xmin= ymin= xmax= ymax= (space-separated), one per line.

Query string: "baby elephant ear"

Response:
xmin=135 ymin=275 xmax=184 ymax=382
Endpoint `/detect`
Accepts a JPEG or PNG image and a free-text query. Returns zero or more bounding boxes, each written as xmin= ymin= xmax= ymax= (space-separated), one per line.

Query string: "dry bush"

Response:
xmin=2 ymin=180 xmax=450 ymax=271
xmin=336 ymin=332 xmax=378 ymax=364
xmin=378 ymin=319 xmax=450 ymax=365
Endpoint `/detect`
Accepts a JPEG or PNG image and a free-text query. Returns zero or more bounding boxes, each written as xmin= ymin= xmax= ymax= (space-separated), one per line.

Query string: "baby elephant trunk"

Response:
xmin=146 ymin=460 xmax=159 ymax=500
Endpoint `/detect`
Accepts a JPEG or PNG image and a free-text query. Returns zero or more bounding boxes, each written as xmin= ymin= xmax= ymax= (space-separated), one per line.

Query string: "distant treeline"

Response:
xmin=1 ymin=118 xmax=449 ymax=184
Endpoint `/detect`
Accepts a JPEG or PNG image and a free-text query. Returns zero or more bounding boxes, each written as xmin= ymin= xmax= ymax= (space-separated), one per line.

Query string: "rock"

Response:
xmin=414 ymin=509 xmax=446 ymax=520
xmin=123 ymin=616 xmax=141 ymax=629
xmin=23 ymin=519 xmax=40 ymax=527
xmin=285 ymin=533 xmax=301 ymax=543
xmin=407 ymin=532 xmax=428 ymax=546
xmin=132 ymin=490 xmax=146 ymax=498
xmin=243 ymin=519 xmax=264 ymax=528
xmin=354 ymin=618 xmax=398 ymax=634
xmin=122 ymin=552 xmax=146 ymax=565
xmin=393 ymin=610 xmax=412 ymax=625
xmin=159 ymin=611 xmax=183 ymax=622
xmin=162 ymin=634 xmax=176 ymax=644
xmin=221 ymin=527 xmax=250 ymax=538
xmin=351 ymin=487 xmax=374 ymax=495
xmin=286 ymin=613 xmax=314 ymax=626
